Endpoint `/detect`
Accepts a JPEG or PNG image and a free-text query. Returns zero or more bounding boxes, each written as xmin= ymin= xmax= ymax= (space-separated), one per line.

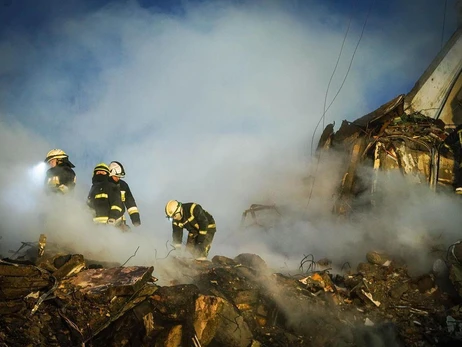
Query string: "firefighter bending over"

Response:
xmin=165 ymin=200 xmax=216 ymax=260
xmin=441 ymin=124 xmax=462 ymax=194
xmin=87 ymin=163 xmax=124 ymax=226
xmin=44 ymin=149 xmax=76 ymax=194
xmin=108 ymin=161 xmax=141 ymax=230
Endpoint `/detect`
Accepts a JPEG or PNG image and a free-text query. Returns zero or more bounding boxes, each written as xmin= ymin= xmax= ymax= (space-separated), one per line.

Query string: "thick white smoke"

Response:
xmin=0 ymin=0 xmax=460 ymax=274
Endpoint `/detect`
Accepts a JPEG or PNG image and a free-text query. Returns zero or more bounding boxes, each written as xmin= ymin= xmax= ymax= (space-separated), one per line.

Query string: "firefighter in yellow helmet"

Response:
xmin=108 ymin=161 xmax=141 ymax=230
xmin=165 ymin=200 xmax=216 ymax=260
xmin=87 ymin=163 xmax=124 ymax=226
xmin=44 ymin=149 xmax=76 ymax=194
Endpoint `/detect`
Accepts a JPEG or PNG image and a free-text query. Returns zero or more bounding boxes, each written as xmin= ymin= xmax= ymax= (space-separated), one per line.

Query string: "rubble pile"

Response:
xmin=2 ymin=242 xmax=462 ymax=346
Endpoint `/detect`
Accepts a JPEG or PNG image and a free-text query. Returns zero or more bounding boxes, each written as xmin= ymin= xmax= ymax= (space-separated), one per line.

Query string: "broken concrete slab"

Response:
xmin=52 ymin=254 xmax=86 ymax=280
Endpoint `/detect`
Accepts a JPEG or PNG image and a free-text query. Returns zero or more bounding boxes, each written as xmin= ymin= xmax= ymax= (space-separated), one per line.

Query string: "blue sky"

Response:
xmin=0 ymin=0 xmax=458 ymax=127
xmin=0 ymin=0 xmax=461 ymax=263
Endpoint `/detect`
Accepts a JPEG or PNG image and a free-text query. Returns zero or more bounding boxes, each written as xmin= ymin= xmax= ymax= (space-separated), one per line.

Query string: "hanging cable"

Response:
xmin=322 ymin=10 xmax=353 ymax=133
xmin=324 ymin=0 xmax=375 ymax=116
xmin=310 ymin=0 xmax=375 ymax=158
xmin=307 ymin=0 xmax=376 ymax=209
xmin=309 ymin=3 xmax=354 ymax=157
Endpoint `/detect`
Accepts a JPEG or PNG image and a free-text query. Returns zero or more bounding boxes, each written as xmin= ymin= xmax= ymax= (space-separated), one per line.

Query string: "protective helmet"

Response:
xmin=109 ymin=161 xmax=125 ymax=178
xmin=45 ymin=149 xmax=68 ymax=163
xmin=165 ymin=200 xmax=183 ymax=219
xmin=93 ymin=163 xmax=110 ymax=175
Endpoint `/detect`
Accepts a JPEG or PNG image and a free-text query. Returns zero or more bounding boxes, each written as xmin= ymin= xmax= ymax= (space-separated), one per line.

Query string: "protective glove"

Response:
xmin=196 ymin=234 xmax=206 ymax=244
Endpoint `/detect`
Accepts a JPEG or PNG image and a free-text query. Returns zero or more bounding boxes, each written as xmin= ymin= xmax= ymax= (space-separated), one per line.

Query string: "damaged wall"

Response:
xmin=317 ymin=95 xmax=453 ymax=215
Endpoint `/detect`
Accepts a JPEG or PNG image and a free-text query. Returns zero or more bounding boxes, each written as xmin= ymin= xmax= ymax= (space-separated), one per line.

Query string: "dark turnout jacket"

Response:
xmin=444 ymin=125 xmax=462 ymax=153
xmin=45 ymin=163 xmax=76 ymax=194
xmin=443 ymin=124 xmax=462 ymax=168
xmin=87 ymin=175 xmax=123 ymax=223
xmin=172 ymin=202 xmax=216 ymax=244
xmin=116 ymin=179 xmax=141 ymax=225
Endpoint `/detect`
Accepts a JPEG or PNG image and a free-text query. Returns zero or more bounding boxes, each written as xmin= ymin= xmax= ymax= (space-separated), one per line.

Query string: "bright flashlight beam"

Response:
xmin=32 ymin=162 xmax=47 ymax=175
xmin=29 ymin=162 xmax=47 ymax=186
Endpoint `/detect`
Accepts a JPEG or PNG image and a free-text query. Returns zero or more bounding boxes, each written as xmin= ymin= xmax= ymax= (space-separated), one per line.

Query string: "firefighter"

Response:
xmin=44 ymin=149 xmax=76 ymax=194
xmin=441 ymin=124 xmax=462 ymax=194
xmin=108 ymin=161 xmax=141 ymax=231
xmin=87 ymin=163 xmax=124 ymax=226
xmin=165 ymin=200 xmax=216 ymax=260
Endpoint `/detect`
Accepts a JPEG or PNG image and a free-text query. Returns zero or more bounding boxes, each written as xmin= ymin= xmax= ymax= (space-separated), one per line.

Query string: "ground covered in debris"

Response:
xmin=2 ymin=240 xmax=462 ymax=347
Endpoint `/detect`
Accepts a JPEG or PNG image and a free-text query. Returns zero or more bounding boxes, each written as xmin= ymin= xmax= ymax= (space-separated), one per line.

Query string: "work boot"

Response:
xmin=194 ymin=244 xmax=208 ymax=261
xmin=456 ymin=187 xmax=462 ymax=194
xmin=118 ymin=223 xmax=131 ymax=232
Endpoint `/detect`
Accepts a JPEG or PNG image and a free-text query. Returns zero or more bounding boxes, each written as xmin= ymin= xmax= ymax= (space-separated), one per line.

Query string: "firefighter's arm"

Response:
xmin=193 ymin=205 xmax=209 ymax=243
xmin=172 ymin=223 xmax=183 ymax=247
xmin=108 ymin=185 xmax=124 ymax=221
xmin=86 ymin=194 xmax=94 ymax=209
xmin=124 ymin=184 xmax=141 ymax=226
xmin=443 ymin=128 xmax=461 ymax=148
xmin=54 ymin=168 xmax=76 ymax=193
xmin=44 ymin=171 xmax=60 ymax=193
xmin=61 ymin=168 xmax=76 ymax=189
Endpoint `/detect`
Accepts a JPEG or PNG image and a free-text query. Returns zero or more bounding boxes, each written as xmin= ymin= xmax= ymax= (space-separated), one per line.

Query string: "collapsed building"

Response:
xmin=231 ymin=25 xmax=462 ymax=346
xmin=315 ymin=27 xmax=462 ymax=216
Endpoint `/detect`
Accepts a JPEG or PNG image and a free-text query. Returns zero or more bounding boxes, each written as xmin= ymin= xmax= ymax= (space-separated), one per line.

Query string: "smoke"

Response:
xmin=217 ymin=150 xmax=462 ymax=276
xmin=0 ymin=0 xmax=460 ymax=275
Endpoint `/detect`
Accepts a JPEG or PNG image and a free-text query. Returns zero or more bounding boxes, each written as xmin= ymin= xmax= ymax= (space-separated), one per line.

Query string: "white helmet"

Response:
xmin=109 ymin=161 xmax=125 ymax=178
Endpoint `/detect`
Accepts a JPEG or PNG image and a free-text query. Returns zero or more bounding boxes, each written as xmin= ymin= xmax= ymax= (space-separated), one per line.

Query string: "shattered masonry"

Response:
xmin=2 ymin=239 xmax=462 ymax=346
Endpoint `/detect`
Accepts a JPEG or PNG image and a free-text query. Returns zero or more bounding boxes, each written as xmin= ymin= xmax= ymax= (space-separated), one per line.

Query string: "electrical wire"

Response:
xmin=322 ymin=10 xmax=353 ymax=135
xmin=310 ymin=2 xmax=355 ymax=157
xmin=323 ymin=0 xmax=375 ymax=118
xmin=310 ymin=0 xmax=376 ymax=158
xmin=307 ymin=0 xmax=376 ymax=208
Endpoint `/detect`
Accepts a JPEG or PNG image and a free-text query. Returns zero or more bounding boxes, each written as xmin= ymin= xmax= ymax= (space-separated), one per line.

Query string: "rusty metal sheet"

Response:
xmin=61 ymin=266 xmax=154 ymax=299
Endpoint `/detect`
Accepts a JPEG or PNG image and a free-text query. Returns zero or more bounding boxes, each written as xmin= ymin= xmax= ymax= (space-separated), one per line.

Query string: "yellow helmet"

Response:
xmin=93 ymin=163 xmax=110 ymax=175
xmin=45 ymin=149 xmax=68 ymax=163
xmin=165 ymin=200 xmax=183 ymax=219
